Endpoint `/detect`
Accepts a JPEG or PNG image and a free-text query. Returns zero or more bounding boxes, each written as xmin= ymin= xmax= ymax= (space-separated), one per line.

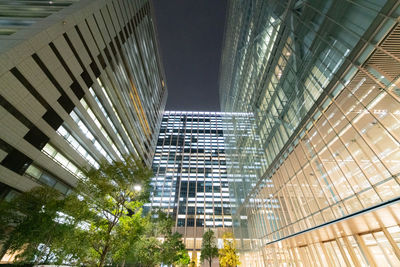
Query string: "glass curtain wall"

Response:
xmin=263 ymin=202 xmax=400 ymax=267
xmin=219 ymin=0 xmax=400 ymax=266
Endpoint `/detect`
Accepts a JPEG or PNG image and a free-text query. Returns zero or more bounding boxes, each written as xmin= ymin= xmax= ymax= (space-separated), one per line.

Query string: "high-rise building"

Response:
xmin=220 ymin=0 xmax=400 ymax=266
xmin=149 ymin=111 xmax=237 ymax=261
xmin=0 ymin=0 xmax=167 ymax=201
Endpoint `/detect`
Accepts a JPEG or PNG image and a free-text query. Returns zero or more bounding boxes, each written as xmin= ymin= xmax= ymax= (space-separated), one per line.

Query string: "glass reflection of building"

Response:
xmin=149 ymin=111 xmax=234 ymax=261
xmin=219 ymin=0 xmax=400 ymax=266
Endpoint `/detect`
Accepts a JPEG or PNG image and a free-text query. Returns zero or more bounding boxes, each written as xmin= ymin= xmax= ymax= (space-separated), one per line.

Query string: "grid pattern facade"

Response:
xmin=219 ymin=0 xmax=400 ymax=266
xmin=0 ymin=0 xmax=167 ymax=201
xmin=150 ymin=111 xmax=232 ymax=228
xmin=149 ymin=111 xmax=234 ymax=255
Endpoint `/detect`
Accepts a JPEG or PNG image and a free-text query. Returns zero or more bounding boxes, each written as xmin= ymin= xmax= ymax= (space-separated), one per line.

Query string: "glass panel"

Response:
xmin=39 ymin=173 xmax=57 ymax=187
xmin=347 ymin=235 xmax=369 ymax=266
xmin=331 ymin=240 xmax=347 ymax=266
xmin=323 ymin=242 xmax=341 ymax=266
xmin=387 ymin=226 xmax=400 ymax=250
xmin=361 ymin=233 xmax=390 ymax=267
xmin=375 ymin=179 xmax=400 ymax=202
xmin=373 ymin=231 xmax=400 ymax=266
xmin=358 ymin=189 xmax=381 ymax=208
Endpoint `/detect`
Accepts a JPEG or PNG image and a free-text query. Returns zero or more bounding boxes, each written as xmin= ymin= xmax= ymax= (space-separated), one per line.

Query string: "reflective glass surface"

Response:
xmin=219 ymin=0 xmax=400 ymax=265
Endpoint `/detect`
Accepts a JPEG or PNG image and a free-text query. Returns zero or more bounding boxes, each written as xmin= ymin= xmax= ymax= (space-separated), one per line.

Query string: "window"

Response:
xmin=177 ymin=219 xmax=185 ymax=227
xmin=42 ymin=109 xmax=63 ymax=130
xmin=24 ymin=127 xmax=49 ymax=150
xmin=42 ymin=144 xmax=84 ymax=179
xmin=1 ymin=149 xmax=32 ymax=175
xmin=187 ymin=218 xmax=194 ymax=227
xmin=56 ymin=125 xmax=99 ymax=168
xmin=187 ymin=207 xmax=195 ymax=215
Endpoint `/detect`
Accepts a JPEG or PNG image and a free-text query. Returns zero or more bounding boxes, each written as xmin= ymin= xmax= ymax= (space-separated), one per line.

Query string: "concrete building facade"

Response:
xmin=0 ymin=0 xmax=167 ymax=200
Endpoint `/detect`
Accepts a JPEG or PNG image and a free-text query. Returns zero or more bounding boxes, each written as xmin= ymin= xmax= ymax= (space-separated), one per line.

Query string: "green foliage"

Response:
xmin=0 ymin=156 xmax=189 ymax=267
xmin=218 ymin=232 xmax=241 ymax=267
xmin=126 ymin=211 xmax=190 ymax=267
xmin=200 ymin=229 xmax=219 ymax=267
xmin=175 ymin=249 xmax=191 ymax=267
xmin=63 ymin=155 xmax=152 ymax=267
xmin=110 ymin=206 xmax=148 ymax=263
xmin=161 ymin=232 xmax=189 ymax=265
xmin=0 ymin=186 xmax=73 ymax=264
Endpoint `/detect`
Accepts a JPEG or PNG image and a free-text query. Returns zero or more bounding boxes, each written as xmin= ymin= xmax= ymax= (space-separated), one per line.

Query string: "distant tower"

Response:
xmin=149 ymin=111 xmax=247 ymax=262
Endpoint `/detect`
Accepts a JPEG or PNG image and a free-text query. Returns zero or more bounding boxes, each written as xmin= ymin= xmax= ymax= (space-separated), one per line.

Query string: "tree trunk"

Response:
xmin=98 ymin=244 xmax=109 ymax=267
xmin=209 ymin=258 xmax=212 ymax=267
xmin=99 ymin=216 xmax=118 ymax=267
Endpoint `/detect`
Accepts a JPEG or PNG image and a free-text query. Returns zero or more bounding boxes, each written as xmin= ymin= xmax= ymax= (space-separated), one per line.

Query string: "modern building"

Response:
xmin=0 ymin=0 xmax=167 ymax=201
xmin=219 ymin=0 xmax=400 ymax=266
xmin=149 ymin=111 xmax=239 ymax=263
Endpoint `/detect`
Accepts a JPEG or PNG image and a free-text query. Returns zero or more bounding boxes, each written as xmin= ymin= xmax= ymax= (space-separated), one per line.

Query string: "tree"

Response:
xmin=161 ymin=231 xmax=190 ymax=266
xmin=156 ymin=212 xmax=189 ymax=266
xmin=0 ymin=186 xmax=74 ymax=265
xmin=126 ymin=233 xmax=161 ymax=267
xmin=218 ymin=232 xmax=241 ymax=267
xmin=0 ymin=157 xmax=189 ymax=267
xmin=125 ymin=212 xmax=163 ymax=267
xmin=126 ymin=211 xmax=190 ymax=267
xmin=64 ymin=155 xmax=152 ymax=267
xmin=174 ymin=248 xmax=191 ymax=267
xmin=200 ymin=229 xmax=218 ymax=267
xmin=109 ymin=206 xmax=149 ymax=265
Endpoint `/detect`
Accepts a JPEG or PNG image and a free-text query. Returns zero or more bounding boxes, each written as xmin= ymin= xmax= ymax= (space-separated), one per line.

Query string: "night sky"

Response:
xmin=152 ymin=0 xmax=227 ymax=111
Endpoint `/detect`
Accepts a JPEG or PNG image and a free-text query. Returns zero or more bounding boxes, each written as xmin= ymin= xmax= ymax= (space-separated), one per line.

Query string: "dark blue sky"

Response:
xmin=153 ymin=0 xmax=227 ymax=111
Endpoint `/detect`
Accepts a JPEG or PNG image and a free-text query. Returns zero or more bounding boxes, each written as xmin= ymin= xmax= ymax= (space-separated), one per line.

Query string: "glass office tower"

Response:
xmin=149 ymin=111 xmax=234 ymax=262
xmin=220 ymin=0 xmax=400 ymax=266
xmin=0 ymin=0 xmax=167 ymax=201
